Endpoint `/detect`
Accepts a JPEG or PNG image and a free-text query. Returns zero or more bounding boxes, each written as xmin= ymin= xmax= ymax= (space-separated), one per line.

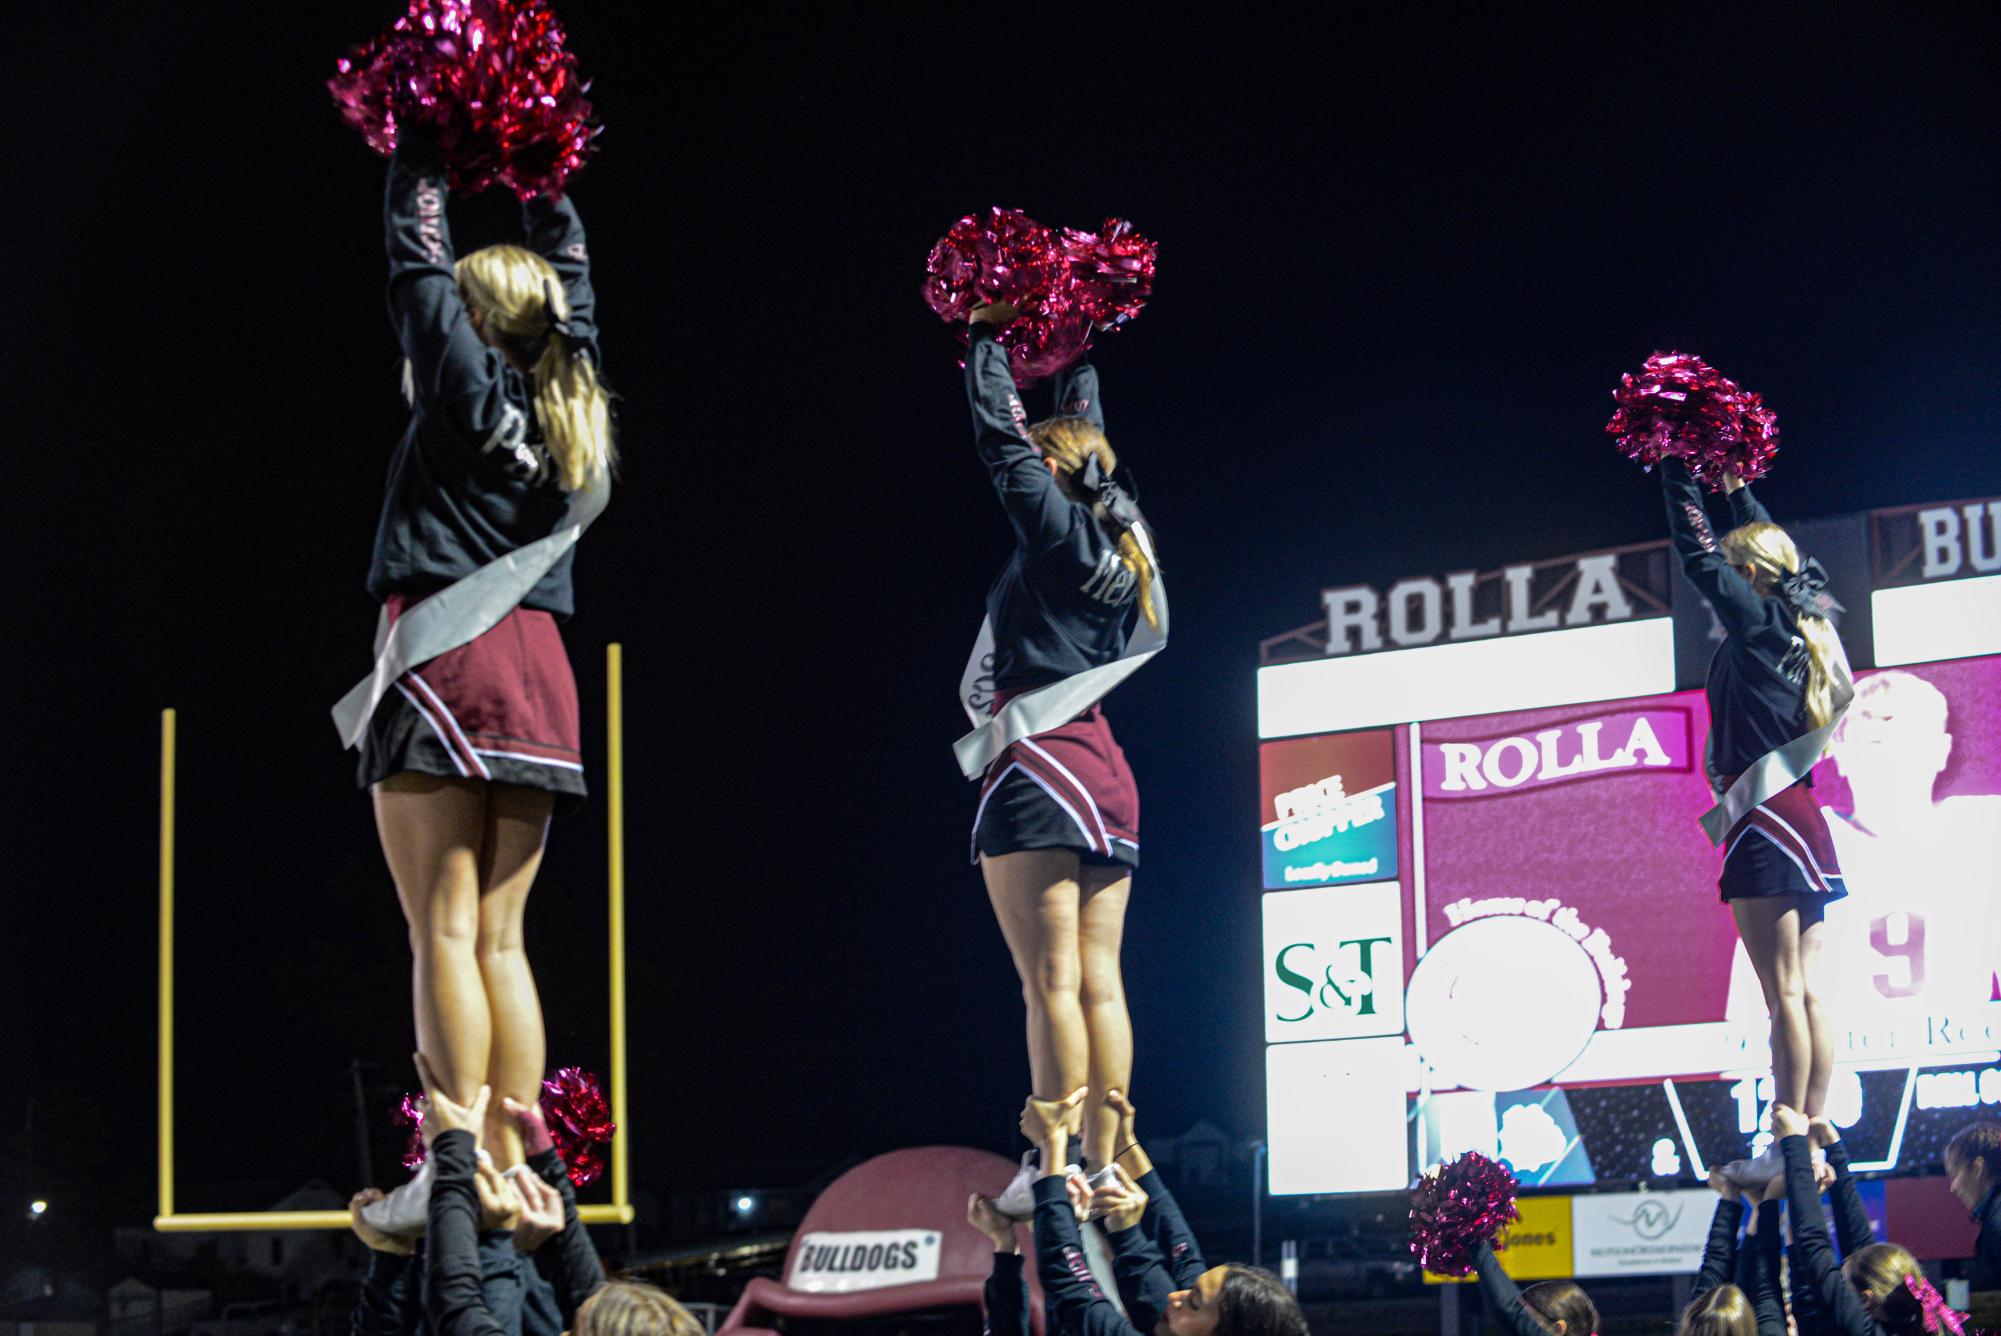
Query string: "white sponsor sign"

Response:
xmin=789 ymin=1230 xmax=942 ymax=1293
xmin=1571 ymin=1190 xmax=1718 ymax=1278
xmin=1262 ymin=882 xmax=1405 ymax=1044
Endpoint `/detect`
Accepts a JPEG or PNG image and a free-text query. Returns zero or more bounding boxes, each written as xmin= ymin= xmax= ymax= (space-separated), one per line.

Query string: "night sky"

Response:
xmin=5 ymin=7 xmax=1999 ymax=1245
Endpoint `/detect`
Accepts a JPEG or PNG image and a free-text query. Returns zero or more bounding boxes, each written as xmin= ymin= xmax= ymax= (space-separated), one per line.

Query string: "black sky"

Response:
xmin=4 ymin=7 xmax=1999 ymax=1236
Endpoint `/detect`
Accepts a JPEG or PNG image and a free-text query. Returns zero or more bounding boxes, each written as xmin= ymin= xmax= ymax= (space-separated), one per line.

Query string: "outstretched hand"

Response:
xmin=969 ymin=300 xmax=1020 ymax=327
xmin=349 ymin=1189 xmax=416 ymax=1256
xmin=1707 ymin=1168 xmax=1742 ymax=1203
xmin=414 ymin=1052 xmax=489 ymax=1145
xmin=501 ymin=1096 xmax=556 ymax=1159
xmin=513 ymin=1171 xmax=566 ymax=1253
xmin=1091 ymin=1163 xmax=1148 ymax=1233
xmin=967 ymin=1193 xmax=1018 ymax=1254
xmin=474 ymin=1162 xmax=522 ymax=1232
xmin=1019 ymin=1088 xmax=1088 ymax=1149
xmin=1770 ymin=1103 xmax=1810 ymax=1140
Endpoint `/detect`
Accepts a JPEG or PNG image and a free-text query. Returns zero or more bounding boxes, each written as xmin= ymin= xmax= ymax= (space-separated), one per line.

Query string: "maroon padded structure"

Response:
xmin=720 ymin=1145 xmax=1043 ymax=1335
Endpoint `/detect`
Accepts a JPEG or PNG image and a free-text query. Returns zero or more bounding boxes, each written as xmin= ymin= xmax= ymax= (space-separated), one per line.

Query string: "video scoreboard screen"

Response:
xmin=1258 ymin=497 xmax=2001 ymax=1195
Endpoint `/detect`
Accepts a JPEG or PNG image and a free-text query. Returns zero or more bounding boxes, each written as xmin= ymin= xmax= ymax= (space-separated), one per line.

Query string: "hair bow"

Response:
xmin=1904 ymin=1273 xmax=1965 ymax=1335
xmin=1778 ymin=557 xmax=1844 ymax=619
xmin=542 ymin=281 xmax=588 ymax=360
xmin=1076 ymin=455 xmax=1145 ymax=537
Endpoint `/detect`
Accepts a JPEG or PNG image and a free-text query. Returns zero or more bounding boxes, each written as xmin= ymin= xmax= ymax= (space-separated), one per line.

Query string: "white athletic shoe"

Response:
xmin=361 ymin=1156 xmax=436 ymax=1237
xmin=1719 ymin=1145 xmax=1785 ymax=1189
xmin=993 ymin=1151 xmax=1085 ymax=1220
xmin=360 ymin=1149 xmax=494 ymax=1237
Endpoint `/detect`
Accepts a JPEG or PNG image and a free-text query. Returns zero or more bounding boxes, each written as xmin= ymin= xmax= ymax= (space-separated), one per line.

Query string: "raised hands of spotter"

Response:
xmin=414 ymin=1051 xmax=490 ymax=1146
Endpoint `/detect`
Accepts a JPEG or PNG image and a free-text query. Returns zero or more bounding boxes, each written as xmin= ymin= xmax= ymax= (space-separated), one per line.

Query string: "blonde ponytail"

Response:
xmin=454 ymin=243 xmax=614 ymax=492
xmin=1719 ymin=520 xmax=1845 ymax=729
xmin=1026 ymin=416 xmax=1161 ymax=631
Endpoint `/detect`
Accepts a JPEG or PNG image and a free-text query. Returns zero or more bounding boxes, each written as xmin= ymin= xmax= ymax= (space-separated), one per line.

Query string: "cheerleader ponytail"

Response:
xmin=1027 ymin=416 xmax=1162 ymax=632
xmin=454 ymin=244 xmax=614 ymax=492
xmin=1720 ymin=521 xmax=1847 ymax=729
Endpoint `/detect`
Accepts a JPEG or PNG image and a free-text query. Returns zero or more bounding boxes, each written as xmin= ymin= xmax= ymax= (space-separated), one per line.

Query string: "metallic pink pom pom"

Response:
xmin=922 ymin=208 xmax=1154 ymax=387
xmin=1607 ymin=351 xmax=1781 ymax=491
xmin=391 ymin=1092 xmax=428 ymax=1172
xmin=328 ymin=0 xmax=600 ymax=199
xmin=1408 ymin=1152 xmax=1521 ymax=1277
xmin=541 ymin=1066 xmax=615 ymax=1187
xmin=1059 ymin=219 xmax=1158 ymax=328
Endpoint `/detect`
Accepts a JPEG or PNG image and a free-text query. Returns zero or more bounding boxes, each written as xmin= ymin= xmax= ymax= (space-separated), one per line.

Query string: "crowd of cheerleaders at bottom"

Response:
xmin=343 ymin=1081 xmax=2001 ymax=1336
xmin=1412 ymin=1112 xmax=2001 ymax=1336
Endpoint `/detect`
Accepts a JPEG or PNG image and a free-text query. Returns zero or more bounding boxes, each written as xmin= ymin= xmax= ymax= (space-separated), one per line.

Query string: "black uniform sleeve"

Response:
xmin=1737 ymin=1202 xmax=1788 ymax=1336
xmin=1783 ymin=1134 xmax=1881 ymax=1336
xmin=1473 ymin=1242 xmax=1555 ymax=1336
xmin=1104 ymin=1223 xmax=1174 ymax=1335
xmin=982 ymin=1251 xmax=1029 ymax=1336
xmin=351 ymin=1249 xmax=420 ymax=1336
xmin=1031 ymin=1176 xmax=1139 ymax=1336
xmin=966 ymin=323 xmax=1091 ymax=557
xmin=521 ymin=192 xmax=600 ymax=364
xmin=526 ymin=1148 xmax=606 ymax=1319
xmin=1050 ymin=359 xmax=1105 ymax=431
xmin=1825 ymin=1140 xmax=1876 ymax=1257
xmin=424 ymin=1131 xmax=509 ymax=1336
xmin=1135 ymin=1170 xmax=1209 ymax=1289
xmin=1727 ymin=480 xmax=1774 ymax=530
xmin=384 ymin=132 xmax=519 ymax=458
xmin=1661 ymin=458 xmax=1777 ymax=642
xmin=1691 ymin=1197 xmax=1745 ymax=1300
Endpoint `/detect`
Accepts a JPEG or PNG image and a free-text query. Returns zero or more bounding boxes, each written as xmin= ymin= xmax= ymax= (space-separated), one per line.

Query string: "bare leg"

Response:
xmin=983 ymin=850 xmax=1087 ymax=1138
xmin=374 ymin=773 xmax=490 ymax=1103
xmin=1797 ymin=902 xmax=1834 ymax=1117
xmin=475 ymin=783 xmax=555 ymax=1168
xmin=1077 ymin=866 xmax=1134 ymax=1170
xmin=1731 ymin=898 xmax=1809 ymax=1111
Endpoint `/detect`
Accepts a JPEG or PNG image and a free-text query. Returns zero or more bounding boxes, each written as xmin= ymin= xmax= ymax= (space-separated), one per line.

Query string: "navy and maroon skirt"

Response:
xmin=971 ymin=691 xmax=1139 ymax=870
xmin=1717 ymin=776 xmax=1844 ymax=902
xmin=358 ymin=591 xmax=586 ymax=813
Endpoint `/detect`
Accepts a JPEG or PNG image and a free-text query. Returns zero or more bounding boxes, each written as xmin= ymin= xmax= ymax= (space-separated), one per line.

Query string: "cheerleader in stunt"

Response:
xmin=958 ymin=301 xmax=1163 ymax=1212
xmin=342 ymin=122 xmax=613 ymax=1231
xmin=1661 ymin=455 xmax=1850 ymax=1185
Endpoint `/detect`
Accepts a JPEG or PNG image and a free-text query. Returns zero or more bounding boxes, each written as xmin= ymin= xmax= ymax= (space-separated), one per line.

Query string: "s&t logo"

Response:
xmin=1272 ymin=934 xmax=1394 ymax=1023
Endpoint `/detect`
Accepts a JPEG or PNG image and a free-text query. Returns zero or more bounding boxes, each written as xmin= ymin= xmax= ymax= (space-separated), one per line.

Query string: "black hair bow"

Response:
xmin=1077 ymin=456 xmax=1146 ymax=536
xmin=542 ymin=281 xmax=588 ymax=360
xmin=1779 ymin=557 xmax=1843 ymax=619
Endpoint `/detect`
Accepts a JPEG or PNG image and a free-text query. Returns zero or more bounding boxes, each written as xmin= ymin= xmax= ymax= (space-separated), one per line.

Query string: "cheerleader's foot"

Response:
xmin=1719 ymin=1146 xmax=1784 ymax=1189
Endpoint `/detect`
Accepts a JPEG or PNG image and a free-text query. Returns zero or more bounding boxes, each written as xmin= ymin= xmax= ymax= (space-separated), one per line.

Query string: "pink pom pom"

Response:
xmin=1408 ymin=1152 xmax=1521 ymax=1277
xmin=329 ymin=0 xmax=599 ymax=199
xmin=540 ymin=1066 xmax=615 ymax=1187
xmin=1059 ymin=219 xmax=1158 ymax=328
xmin=1606 ymin=351 xmax=1781 ymax=491
xmin=923 ymin=208 xmax=1155 ymax=387
xmin=391 ymin=1092 xmax=428 ymax=1172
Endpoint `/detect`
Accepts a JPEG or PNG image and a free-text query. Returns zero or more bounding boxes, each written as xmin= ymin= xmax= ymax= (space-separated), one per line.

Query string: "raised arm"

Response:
xmin=384 ymin=130 xmax=517 ymax=453
xmin=966 ymin=319 xmax=1089 ymax=556
xmin=969 ymin=1195 xmax=1029 ymax=1336
xmin=1104 ymin=1092 xmax=1207 ymax=1291
xmin=1473 ymin=1242 xmax=1558 ymax=1336
xmin=1737 ymin=1198 xmax=1788 ymax=1336
xmin=507 ymin=1098 xmax=605 ymax=1321
xmin=1691 ymin=1180 xmax=1746 ymax=1300
xmin=1050 ymin=358 xmax=1104 ymax=431
xmin=424 ymin=1131 xmax=510 ymax=1336
xmin=1817 ymin=1120 xmax=1877 ymax=1257
xmin=1661 ymin=457 xmax=1773 ymax=640
xmin=1779 ymin=1110 xmax=1879 ymax=1336
xmin=1025 ymin=1091 xmax=1138 ymax=1336
xmin=521 ymin=192 xmax=599 ymax=364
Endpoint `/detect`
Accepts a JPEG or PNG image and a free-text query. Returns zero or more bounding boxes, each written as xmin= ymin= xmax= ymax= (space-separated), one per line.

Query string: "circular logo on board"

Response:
xmin=1405 ymin=916 xmax=1602 ymax=1091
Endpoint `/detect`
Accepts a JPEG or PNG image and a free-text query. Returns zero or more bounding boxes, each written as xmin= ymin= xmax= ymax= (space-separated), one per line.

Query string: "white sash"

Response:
xmin=331 ymin=472 xmax=611 ymax=749
xmin=1697 ymin=648 xmax=1855 ymax=846
xmin=952 ymin=530 xmax=1167 ymax=782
